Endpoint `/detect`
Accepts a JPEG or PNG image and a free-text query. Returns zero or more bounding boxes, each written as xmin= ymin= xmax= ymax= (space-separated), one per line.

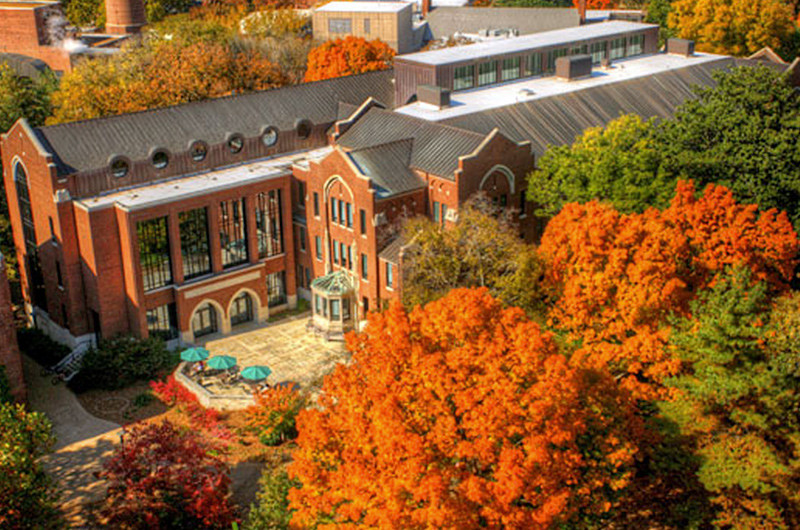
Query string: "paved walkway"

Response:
xmin=22 ymin=354 xmax=122 ymax=524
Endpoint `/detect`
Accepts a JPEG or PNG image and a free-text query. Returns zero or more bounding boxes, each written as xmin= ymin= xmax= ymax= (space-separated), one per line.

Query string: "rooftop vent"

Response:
xmin=417 ymin=84 xmax=451 ymax=109
xmin=556 ymin=55 xmax=592 ymax=81
xmin=667 ymin=38 xmax=695 ymax=57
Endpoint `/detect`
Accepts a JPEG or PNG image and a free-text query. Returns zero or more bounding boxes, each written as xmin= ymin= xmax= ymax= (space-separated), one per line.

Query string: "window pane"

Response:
xmin=220 ymin=198 xmax=248 ymax=268
xmin=256 ymin=190 xmax=284 ymax=258
xmin=346 ymin=203 xmax=353 ymax=228
xmin=610 ymin=37 xmax=626 ymax=60
xmin=313 ymin=192 xmax=320 ymax=216
xmin=360 ymin=209 xmax=367 ymax=234
xmin=386 ymin=262 xmax=393 ymax=288
xmin=192 ymin=303 xmax=217 ymax=337
xmin=453 ymin=64 xmax=475 ymax=91
xmin=331 ymin=198 xmax=338 ymax=223
xmin=267 ymin=271 xmax=287 ymax=307
xmin=146 ymin=303 xmax=178 ymax=341
xmin=501 ymin=57 xmax=520 ymax=81
xmin=591 ymin=41 xmax=607 ymax=64
xmin=315 ymin=236 xmax=322 ymax=259
xmin=361 ymin=253 xmax=368 ymax=280
xmin=433 ymin=201 xmax=440 ymax=223
xmin=526 ymin=53 xmax=542 ymax=76
xmin=328 ymin=18 xmax=351 ymax=33
xmin=331 ymin=299 xmax=340 ymax=320
xmin=478 ymin=61 xmax=497 ymax=86
xmin=137 ymin=216 xmax=172 ymax=291
xmin=230 ymin=292 xmax=253 ymax=326
xmin=343 ymin=298 xmax=350 ymax=320
xmin=179 ymin=208 xmax=211 ymax=280
xmin=628 ymin=34 xmax=644 ymax=56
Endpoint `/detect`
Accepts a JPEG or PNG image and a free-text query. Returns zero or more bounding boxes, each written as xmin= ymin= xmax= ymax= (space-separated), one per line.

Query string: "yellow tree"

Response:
xmin=669 ymin=0 xmax=795 ymax=56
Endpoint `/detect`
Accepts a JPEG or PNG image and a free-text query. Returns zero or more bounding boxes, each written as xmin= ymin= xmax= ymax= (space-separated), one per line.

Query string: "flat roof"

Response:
xmin=316 ymin=1 xmax=410 ymax=13
xmin=77 ymin=147 xmax=332 ymax=212
xmin=396 ymin=51 xmax=725 ymax=121
xmin=396 ymin=20 xmax=658 ymax=65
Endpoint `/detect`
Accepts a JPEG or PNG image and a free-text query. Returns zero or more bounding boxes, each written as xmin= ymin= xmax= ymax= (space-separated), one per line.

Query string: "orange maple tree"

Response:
xmin=304 ymin=36 xmax=395 ymax=82
xmin=540 ymin=181 xmax=799 ymax=397
xmin=288 ymin=288 xmax=641 ymax=529
xmin=572 ymin=0 xmax=618 ymax=9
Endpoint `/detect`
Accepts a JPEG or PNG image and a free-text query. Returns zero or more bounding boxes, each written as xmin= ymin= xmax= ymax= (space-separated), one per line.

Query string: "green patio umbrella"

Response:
xmin=241 ymin=365 xmax=272 ymax=381
xmin=180 ymin=347 xmax=210 ymax=363
xmin=207 ymin=355 xmax=237 ymax=371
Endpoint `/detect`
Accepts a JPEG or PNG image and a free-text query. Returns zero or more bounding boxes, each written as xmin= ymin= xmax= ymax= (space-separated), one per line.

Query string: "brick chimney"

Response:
xmin=422 ymin=0 xmax=431 ymax=18
xmin=105 ymin=0 xmax=146 ymax=34
xmin=578 ymin=0 xmax=587 ymax=25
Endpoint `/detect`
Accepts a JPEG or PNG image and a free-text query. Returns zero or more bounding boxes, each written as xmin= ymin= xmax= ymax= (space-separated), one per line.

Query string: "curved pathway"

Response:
xmin=23 ymin=354 xmax=121 ymax=525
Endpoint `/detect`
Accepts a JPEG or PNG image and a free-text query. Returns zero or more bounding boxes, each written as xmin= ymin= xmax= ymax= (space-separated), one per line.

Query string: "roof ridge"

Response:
xmin=349 ymin=136 xmax=415 ymax=154
xmin=40 ymin=68 xmax=395 ymax=132
xmin=369 ymin=107 xmax=487 ymax=139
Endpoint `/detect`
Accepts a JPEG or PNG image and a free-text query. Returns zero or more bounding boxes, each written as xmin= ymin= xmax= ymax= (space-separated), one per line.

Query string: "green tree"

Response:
xmin=0 ymin=403 xmax=62 ymax=529
xmin=528 ymin=114 xmax=670 ymax=217
xmin=401 ymin=196 xmax=545 ymax=315
xmin=658 ymin=65 xmax=800 ymax=229
xmin=246 ymin=469 xmax=299 ymax=530
xmin=661 ymin=267 xmax=800 ymax=528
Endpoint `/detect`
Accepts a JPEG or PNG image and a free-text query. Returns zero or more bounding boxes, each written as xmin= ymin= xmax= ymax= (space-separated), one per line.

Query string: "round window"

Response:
xmin=261 ymin=127 xmax=278 ymax=147
xmin=190 ymin=141 xmax=207 ymax=162
xmin=228 ymin=135 xmax=244 ymax=154
xmin=152 ymin=150 xmax=169 ymax=169
xmin=111 ymin=158 xmax=129 ymax=178
xmin=296 ymin=119 xmax=312 ymax=140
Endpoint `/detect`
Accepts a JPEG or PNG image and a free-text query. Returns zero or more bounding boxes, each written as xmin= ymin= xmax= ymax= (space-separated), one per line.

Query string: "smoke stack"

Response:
xmin=578 ymin=0 xmax=587 ymax=25
xmin=105 ymin=0 xmax=146 ymax=34
xmin=422 ymin=0 xmax=431 ymax=18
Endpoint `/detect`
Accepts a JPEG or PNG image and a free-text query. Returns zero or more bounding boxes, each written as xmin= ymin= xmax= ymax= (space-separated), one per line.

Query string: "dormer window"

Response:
xmin=261 ymin=127 xmax=278 ymax=147
xmin=228 ymin=134 xmax=244 ymax=154
xmin=296 ymin=119 xmax=312 ymax=140
xmin=190 ymin=141 xmax=208 ymax=162
xmin=110 ymin=157 xmax=129 ymax=178
xmin=152 ymin=150 xmax=169 ymax=169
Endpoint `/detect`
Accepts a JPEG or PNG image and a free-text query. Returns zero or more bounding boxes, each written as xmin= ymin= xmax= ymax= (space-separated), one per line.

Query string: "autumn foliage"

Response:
xmin=572 ymin=0 xmax=617 ymax=9
xmin=304 ymin=36 xmax=395 ymax=82
xmin=245 ymin=385 xmax=305 ymax=445
xmin=289 ymin=288 xmax=641 ymax=529
xmin=540 ymin=180 xmax=799 ymax=397
xmin=98 ymin=420 xmax=234 ymax=529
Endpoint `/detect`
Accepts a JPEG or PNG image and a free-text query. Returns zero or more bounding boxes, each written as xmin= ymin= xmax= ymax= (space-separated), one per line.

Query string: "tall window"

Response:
xmin=526 ymin=53 xmax=542 ymax=76
xmin=267 ymin=271 xmax=287 ymax=307
xmin=453 ymin=65 xmax=475 ymax=91
xmin=56 ymin=261 xmax=63 ymax=287
xmin=137 ymin=217 xmax=172 ymax=291
xmin=328 ymin=18 xmax=351 ymax=33
xmin=297 ymin=181 xmax=306 ymax=208
xmin=501 ymin=57 xmax=520 ymax=81
xmin=478 ymin=61 xmax=497 ymax=86
xmin=313 ymin=192 xmax=320 ymax=216
xmin=628 ymin=34 xmax=644 ymax=56
xmin=230 ymin=292 xmax=253 ymax=326
xmin=610 ymin=37 xmax=626 ymax=60
xmin=298 ymin=226 xmax=306 ymax=252
xmin=256 ymin=190 xmax=283 ymax=258
xmin=386 ymin=262 xmax=394 ymax=288
xmin=364 ymin=18 xmax=370 ymax=33
xmin=360 ymin=209 xmax=367 ymax=234
xmin=14 ymin=163 xmax=37 ymax=256
xmin=220 ymin=198 xmax=248 ymax=268
xmin=315 ymin=236 xmax=322 ymax=260
xmin=331 ymin=198 xmax=338 ymax=223
xmin=147 ymin=303 xmax=178 ymax=340
xmin=333 ymin=239 xmax=340 ymax=264
xmin=520 ymin=191 xmax=526 ymax=216
xmin=179 ymin=208 xmax=211 ymax=280
xmin=590 ymin=41 xmax=607 ymax=64
xmin=347 ymin=246 xmax=353 ymax=271
xmin=192 ymin=302 xmax=217 ymax=337
xmin=346 ymin=203 xmax=353 ymax=228
xmin=361 ymin=253 xmax=368 ymax=280
xmin=433 ymin=201 xmax=440 ymax=223
xmin=441 ymin=204 xmax=448 ymax=225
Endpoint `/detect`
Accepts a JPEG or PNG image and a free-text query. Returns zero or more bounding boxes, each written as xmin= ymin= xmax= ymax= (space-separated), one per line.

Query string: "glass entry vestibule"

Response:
xmin=310 ymin=270 xmax=356 ymax=340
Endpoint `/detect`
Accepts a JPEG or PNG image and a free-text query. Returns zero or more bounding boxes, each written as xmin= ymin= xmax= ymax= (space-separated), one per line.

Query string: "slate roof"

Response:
xmin=34 ymin=69 xmax=395 ymax=175
xmin=336 ymin=108 xmax=486 ymax=178
xmin=425 ymin=7 xmax=580 ymax=40
xmin=348 ymin=139 xmax=425 ymax=198
xmin=310 ymin=270 xmax=355 ymax=295
xmin=439 ymin=57 xmax=768 ymax=157
xmin=379 ymin=233 xmax=413 ymax=263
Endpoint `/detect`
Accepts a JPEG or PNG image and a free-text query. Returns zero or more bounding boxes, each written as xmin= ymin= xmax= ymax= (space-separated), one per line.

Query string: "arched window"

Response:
xmin=192 ymin=302 xmax=218 ymax=338
xmin=14 ymin=162 xmax=37 ymax=255
xmin=230 ymin=292 xmax=254 ymax=327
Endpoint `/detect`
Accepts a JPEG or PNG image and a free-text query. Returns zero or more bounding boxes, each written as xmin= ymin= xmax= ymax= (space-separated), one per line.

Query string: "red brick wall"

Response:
xmin=0 ymin=254 xmax=25 ymax=402
xmin=0 ymin=7 xmax=74 ymax=73
xmin=105 ymin=0 xmax=147 ymax=34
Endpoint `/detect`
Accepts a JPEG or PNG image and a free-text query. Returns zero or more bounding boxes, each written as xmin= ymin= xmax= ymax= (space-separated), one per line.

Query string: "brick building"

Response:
xmin=3 ymin=22 xmax=791 ymax=349
xmin=0 ymin=252 xmax=25 ymax=401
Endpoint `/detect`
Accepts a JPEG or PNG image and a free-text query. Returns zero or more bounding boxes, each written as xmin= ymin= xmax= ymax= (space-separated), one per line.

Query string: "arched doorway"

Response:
xmin=192 ymin=301 xmax=219 ymax=338
xmin=229 ymin=291 xmax=254 ymax=327
xmin=479 ymin=165 xmax=515 ymax=209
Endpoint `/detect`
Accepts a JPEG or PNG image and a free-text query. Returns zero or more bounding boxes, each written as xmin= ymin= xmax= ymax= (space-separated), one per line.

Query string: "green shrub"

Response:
xmin=68 ymin=336 xmax=178 ymax=393
xmin=246 ymin=469 xmax=299 ymax=530
xmin=16 ymin=327 xmax=70 ymax=368
xmin=132 ymin=391 xmax=154 ymax=409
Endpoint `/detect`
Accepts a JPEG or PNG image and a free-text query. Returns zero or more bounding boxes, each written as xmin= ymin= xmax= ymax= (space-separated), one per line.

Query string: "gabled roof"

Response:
xmin=336 ymin=108 xmax=486 ymax=178
xmin=425 ymin=7 xmax=580 ymax=40
xmin=34 ymin=69 xmax=395 ymax=175
xmin=348 ymin=139 xmax=425 ymax=198
xmin=310 ymin=270 xmax=355 ymax=296
xmin=439 ymin=57 xmax=765 ymax=157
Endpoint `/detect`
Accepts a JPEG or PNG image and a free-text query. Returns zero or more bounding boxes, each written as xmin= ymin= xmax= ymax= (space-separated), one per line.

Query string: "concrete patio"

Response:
xmin=185 ymin=313 xmax=349 ymax=409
